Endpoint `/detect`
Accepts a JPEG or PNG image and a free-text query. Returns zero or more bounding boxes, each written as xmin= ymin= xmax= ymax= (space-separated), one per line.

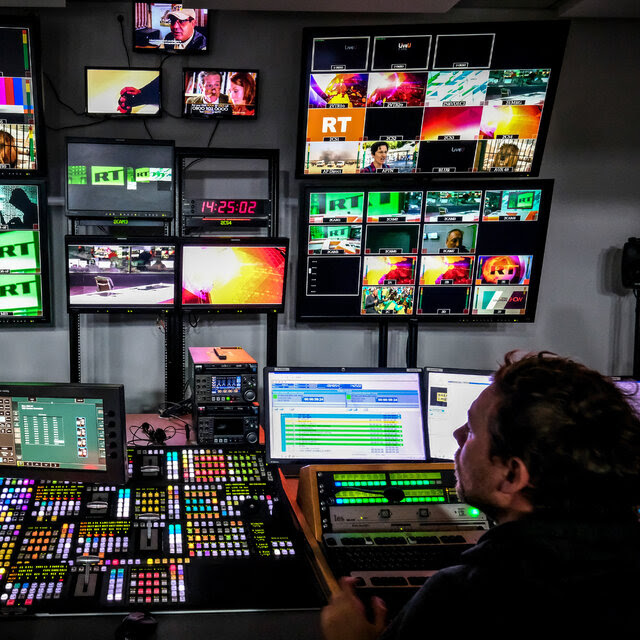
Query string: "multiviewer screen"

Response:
xmin=0 ymin=394 xmax=107 ymax=471
xmin=266 ymin=369 xmax=426 ymax=462
xmin=425 ymin=369 xmax=492 ymax=460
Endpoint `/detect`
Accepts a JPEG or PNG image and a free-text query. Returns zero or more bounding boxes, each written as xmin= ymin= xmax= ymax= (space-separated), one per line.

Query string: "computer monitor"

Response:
xmin=183 ymin=69 xmax=258 ymax=119
xmin=0 ymin=179 xmax=51 ymax=325
xmin=0 ymin=382 xmax=127 ymax=483
xmin=264 ymin=367 xmax=428 ymax=464
xmin=65 ymin=137 xmax=175 ymax=220
xmin=180 ymin=237 xmax=289 ymax=313
xmin=424 ymin=367 xmax=493 ymax=460
xmin=0 ymin=17 xmax=46 ymax=178
xmin=85 ymin=67 xmax=162 ymax=117
xmin=65 ymin=236 xmax=177 ymax=313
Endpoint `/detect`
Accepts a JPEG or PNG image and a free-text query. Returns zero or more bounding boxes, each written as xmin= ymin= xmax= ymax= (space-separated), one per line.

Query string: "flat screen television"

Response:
xmin=296 ymin=179 xmax=552 ymax=322
xmin=86 ymin=67 xmax=161 ymax=117
xmin=183 ymin=69 xmax=258 ymax=119
xmin=296 ymin=21 xmax=568 ymax=178
xmin=180 ymin=237 xmax=288 ymax=313
xmin=0 ymin=17 xmax=46 ymax=178
xmin=65 ymin=137 xmax=175 ymax=220
xmin=264 ymin=367 xmax=428 ymax=464
xmin=0 ymin=381 xmax=127 ymax=483
xmin=0 ymin=180 xmax=50 ymax=325
xmin=424 ymin=366 xmax=493 ymax=460
xmin=65 ymin=236 xmax=177 ymax=313
xmin=133 ymin=3 xmax=209 ymax=54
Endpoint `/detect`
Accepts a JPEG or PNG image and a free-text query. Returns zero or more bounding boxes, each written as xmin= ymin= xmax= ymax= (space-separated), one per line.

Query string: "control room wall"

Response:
xmin=0 ymin=4 xmax=638 ymax=411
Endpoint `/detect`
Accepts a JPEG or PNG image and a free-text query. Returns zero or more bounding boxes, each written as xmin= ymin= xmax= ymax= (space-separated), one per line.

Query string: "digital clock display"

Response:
xmin=190 ymin=199 xmax=269 ymax=218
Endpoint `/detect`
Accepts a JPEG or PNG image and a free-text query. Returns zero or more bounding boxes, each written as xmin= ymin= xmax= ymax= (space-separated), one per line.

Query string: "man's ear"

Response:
xmin=499 ymin=457 xmax=530 ymax=495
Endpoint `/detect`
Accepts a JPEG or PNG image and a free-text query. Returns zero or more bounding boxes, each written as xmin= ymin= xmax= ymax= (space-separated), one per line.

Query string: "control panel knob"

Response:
xmin=246 ymin=431 xmax=258 ymax=444
xmin=244 ymin=389 xmax=256 ymax=401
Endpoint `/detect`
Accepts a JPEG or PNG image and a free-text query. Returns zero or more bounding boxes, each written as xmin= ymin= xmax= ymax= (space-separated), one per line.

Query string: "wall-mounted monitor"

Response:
xmin=86 ymin=67 xmax=161 ymax=117
xmin=133 ymin=3 xmax=209 ymax=53
xmin=424 ymin=367 xmax=493 ymax=460
xmin=296 ymin=21 xmax=568 ymax=178
xmin=180 ymin=237 xmax=288 ymax=313
xmin=65 ymin=236 xmax=177 ymax=313
xmin=0 ymin=382 xmax=127 ymax=484
xmin=264 ymin=367 xmax=428 ymax=464
xmin=183 ymin=69 xmax=258 ymax=119
xmin=0 ymin=17 xmax=46 ymax=178
xmin=65 ymin=137 xmax=175 ymax=220
xmin=296 ymin=179 xmax=552 ymax=322
xmin=0 ymin=180 xmax=50 ymax=325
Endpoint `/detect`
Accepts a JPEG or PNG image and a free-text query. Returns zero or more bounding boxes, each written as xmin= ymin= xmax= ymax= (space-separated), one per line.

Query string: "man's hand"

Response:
xmin=117 ymin=87 xmax=141 ymax=113
xmin=321 ymin=577 xmax=387 ymax=640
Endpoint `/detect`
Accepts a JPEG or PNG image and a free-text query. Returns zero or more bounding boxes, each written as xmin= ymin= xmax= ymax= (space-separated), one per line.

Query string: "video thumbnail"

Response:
xmin=0 ymin=273 xmax=42 ymax=316
xmin=367 ymin=191 xmax=422 ymax=223
xmin=363 ymin=255 xmax=417 ymax=286
xmin=308 ymin=225 xmax=361 ymax=254
xmin=365 ymin=225 xmax=420 ymax=254
xmin=306 ymin=256 xmax=361 ymax=296
xmin=425 ymin=190 xmax=482 ymax=222
xmin=366 ymin=72 xmax=428 ymax=107
xmin=432 ymin=33 xmax=495 ymax=69
xmin=372 ymin=35 xmax=432 ymax=71
xmin=476 ymin=255 xmax=532 ymax=285
xmin=485 ymin=69 xmax=550 ymax=106
xmin=308 ymin=73 xmax=368 ymax=108
xmin=304 ymin=141 xmax=360 ymax=174
xmin=309 ymin=192 xmax=364 ymax=223
xmin=482 ymin=189 xmax=541 ymax=221
xmin=181 ymin=245 xmax=286 ymax=306
xmin=416 ymin=140 xmax=478 ymax=174
xmin=0 ymin=230 xmax=40 ymax=272
xmin=311 ymin=37 xmax=370 ymax=72
xmin=86 ymin=68 xmax=160 ymax=116
xmin=417 ymin=286 xmax=471 ymax=315
xmin=0 ymin=183 xmax=39 ymax=229
xmin=422 ymin=223 xmax=477 ymax=254
xmin=425 ymin=70 xmax=489 ymax=106
xmin=306 ymin=108 xmax=366 ymax=141
xmin=361 ymin=285 xmax=414 ymax=315
xmin=472 ymin=285 xmax=528 ymax=315
xmin=0 ymin=124 xmax=37 ymax=170
xmin=473 ymin=138 xmax=535 ymax=173
xmin=421 ymin=106 xmax=483 ymax=141
xmin=419 ymin=256 xmax=474 ymax=285
xmin=359 ymin=140 xmax=417 ymax=173
xmin=363 ymin=108 xmax=424 ymax=142
xmin=479 ymin=105 xmax=542 ymax=140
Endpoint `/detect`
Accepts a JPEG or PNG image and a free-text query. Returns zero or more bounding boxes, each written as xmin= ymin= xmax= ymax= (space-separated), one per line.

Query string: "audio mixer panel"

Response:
xmin=297 ymin=463 xmax=488 ymax=615
xmin=0 ymin=447 xmax=325 ymax=616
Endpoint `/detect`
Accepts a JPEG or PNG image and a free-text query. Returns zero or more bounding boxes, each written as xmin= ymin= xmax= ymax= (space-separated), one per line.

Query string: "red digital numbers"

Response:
xmin=199 ymin=200 xmax=259 ymax=216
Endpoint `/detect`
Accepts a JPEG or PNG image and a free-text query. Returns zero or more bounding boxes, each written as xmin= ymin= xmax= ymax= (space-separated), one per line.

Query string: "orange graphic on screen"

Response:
xmin=306 ymin=108 xmax=366 ymax=141
xmin=182 ymin=246 xmax=286 ymax=305
xmin=477 ymin=255 xmax=531 ymax=285
xmin=479 ymin=105 xmax=542 ymax=139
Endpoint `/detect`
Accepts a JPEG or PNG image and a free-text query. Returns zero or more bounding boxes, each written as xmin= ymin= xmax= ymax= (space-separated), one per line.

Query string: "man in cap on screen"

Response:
xmin=162 ymin=7 xmax=206 ymax=51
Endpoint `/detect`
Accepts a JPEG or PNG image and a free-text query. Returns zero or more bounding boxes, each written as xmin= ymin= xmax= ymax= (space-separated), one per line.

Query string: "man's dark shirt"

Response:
xmin=380 ymin=516 xmax=640 ymax=637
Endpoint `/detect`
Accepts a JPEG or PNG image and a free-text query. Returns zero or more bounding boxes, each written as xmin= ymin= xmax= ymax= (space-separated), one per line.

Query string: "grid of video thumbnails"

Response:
xmin=298 ymin=183 xmax=550 ymax=321
xmin=0 ymin=183 xmax=45 ymax=319
xmin=301 ymin=23 xmax=565 ymax=176
xmin=0 ymin=24 xmax=40 ymax=172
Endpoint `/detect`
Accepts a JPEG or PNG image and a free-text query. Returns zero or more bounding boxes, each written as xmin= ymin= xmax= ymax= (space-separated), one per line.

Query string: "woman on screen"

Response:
xmin=228 ymin=72 xmax=256 ymax=116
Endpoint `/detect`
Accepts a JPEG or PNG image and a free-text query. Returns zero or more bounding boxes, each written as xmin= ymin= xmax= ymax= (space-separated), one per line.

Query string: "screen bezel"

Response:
xmin=424 ymin=366 xmax=493 ymax=461
xmin=295 ymin=20 xmax=568 ymax=180
xmin=65 ymin=136 xmax=176 ymax=219
xmin=65 ymin=235 xmax=178 ymax=314
xmin=264 ymin=366 xmax=429 ymax=465
xmin=85 ymin=66 xmax=162 ymax=118
xmin=180 ymin=236 xmax=289 ymax=314
xmin=182 ymin=68 xmax=259 ymax=120
xmin=0 ymin=16 xmax=47 ymax=179
xmin=132 ymin=3 xmax=209 ymax=55
xmin=0 ymin=382 xmax=127 ymax=484
xmin=0 ymin=179 xmax=51 ymax=326
xmin=296 ymin=178 xmax=552 ymax=323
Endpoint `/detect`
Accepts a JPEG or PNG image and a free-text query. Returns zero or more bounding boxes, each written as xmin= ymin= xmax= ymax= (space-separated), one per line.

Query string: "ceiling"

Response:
xmin=3 ymin=0 xmax=640 ymax=17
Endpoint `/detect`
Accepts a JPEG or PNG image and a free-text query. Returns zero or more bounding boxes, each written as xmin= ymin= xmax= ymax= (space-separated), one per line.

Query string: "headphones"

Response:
xmin=140 ymin=422 xmax=167 ymax=445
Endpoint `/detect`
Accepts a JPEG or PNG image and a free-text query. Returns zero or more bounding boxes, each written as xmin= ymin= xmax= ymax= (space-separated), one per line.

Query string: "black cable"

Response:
xmin=117 ymin=14 xmax=131 ymax=67
xmin=188 ymin=311 xmax=199 ymax=328
xmin=143 ymin=118 xmax=153 ymax=139
xmin=207 ymin=119 xmax=221 ymax=146
xmin=46 ymin=118 xmax=109 ymax=132
xmin=43 ymin=71 xmax=85 ymax=116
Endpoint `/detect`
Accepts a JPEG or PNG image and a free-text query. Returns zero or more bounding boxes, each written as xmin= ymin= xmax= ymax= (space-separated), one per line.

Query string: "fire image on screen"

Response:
xmin=420 ymin=256 xmax=473 ymax=285
xmin=182 ymin=245 xmax=286 ymax=306
xmin=363 ymin=256 xmax=416 ymax=286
